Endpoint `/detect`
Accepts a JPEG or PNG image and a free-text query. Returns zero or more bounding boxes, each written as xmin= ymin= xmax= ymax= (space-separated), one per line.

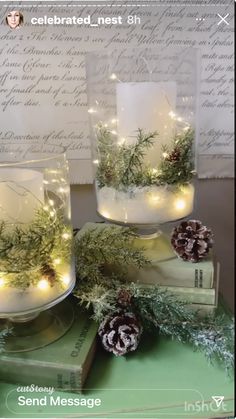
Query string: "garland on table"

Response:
xmin=96 ymin=124 xmax=195 ymax=190
xmin=73 ymin=224 xmax=234 ymax=375
xmin=0 ymin=208 xmax=72 ymax=289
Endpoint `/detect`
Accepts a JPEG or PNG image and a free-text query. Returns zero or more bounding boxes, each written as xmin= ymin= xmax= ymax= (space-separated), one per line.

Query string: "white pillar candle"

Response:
xmin=116 ymin=81 xmax=177 ymax=166
xmin=0 ymin=168 xmax=44 ymax=225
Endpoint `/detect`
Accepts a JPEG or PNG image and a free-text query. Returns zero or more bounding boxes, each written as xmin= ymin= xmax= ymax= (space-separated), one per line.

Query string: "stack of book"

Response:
xmin=130 ymin=235 xmax=219 ymax=316
xmin=77 ymin=223 xmax=219 ymax=316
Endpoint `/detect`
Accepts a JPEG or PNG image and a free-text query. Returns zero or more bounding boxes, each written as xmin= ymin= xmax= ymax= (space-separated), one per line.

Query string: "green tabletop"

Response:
xmin=0 ymin=332 xmax=234 ymax=418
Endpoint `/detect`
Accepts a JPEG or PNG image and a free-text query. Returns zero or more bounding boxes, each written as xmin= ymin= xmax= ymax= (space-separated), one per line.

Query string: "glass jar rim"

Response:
xmin=0 ymin=153 xmax=67 ymax=168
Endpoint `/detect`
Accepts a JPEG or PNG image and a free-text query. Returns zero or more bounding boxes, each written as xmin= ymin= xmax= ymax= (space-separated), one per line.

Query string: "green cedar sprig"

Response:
xmin=96 ymin=125 xmax=158 ymax=189
xmin=120 ymin=129 xmax=157 ymax=186
xmin=158 ymin=128 xmax=195 ymax=185
xmin=95 ymin=124 xmax=195 ymax=189
xmin=74 ymin=224 xmax=148 ymax=287
xmin=0 ymin=208 xmax=72 ymax=289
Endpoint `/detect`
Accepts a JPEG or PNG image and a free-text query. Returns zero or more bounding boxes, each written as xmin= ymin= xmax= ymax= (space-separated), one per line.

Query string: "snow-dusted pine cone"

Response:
xmin=171 ymin=220 xmax=213 ymax=263
xmin=98 ymin=312 xmax=142 ymax=356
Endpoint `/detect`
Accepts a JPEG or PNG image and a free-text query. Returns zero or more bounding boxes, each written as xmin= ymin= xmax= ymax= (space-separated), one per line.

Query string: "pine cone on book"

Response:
xmin=171 ymin=219 xmax=213 ymax=263
xmin=98 ymin=312 xmax=142 ymax=356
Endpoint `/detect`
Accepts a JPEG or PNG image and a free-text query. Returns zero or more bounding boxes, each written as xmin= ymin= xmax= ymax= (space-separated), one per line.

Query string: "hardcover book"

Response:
xmin=143 ymin=283 xmax=216 ymax=304
xmin=130 ymin=235 xmax=214 ymax=288
xmin=0 ymin=299 xmax=98 ymax=394
xmin=188 ymin=263 xmax=220 ymax=316
xmin=139 ymin=262 xmax=220 ymax=307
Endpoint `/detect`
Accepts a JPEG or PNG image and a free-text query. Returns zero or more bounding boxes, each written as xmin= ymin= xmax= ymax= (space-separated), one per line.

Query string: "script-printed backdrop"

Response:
xmin=0 ymin=1 xmax=234 ymax=183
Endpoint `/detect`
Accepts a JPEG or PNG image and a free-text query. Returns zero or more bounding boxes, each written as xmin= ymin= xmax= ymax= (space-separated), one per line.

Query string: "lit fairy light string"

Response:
xmin=117 ymin=137 xmax=126 ymax=147
xmin=0 ymin=154 xmax=75 ymax=325
xmin=62 ymin=232 xmax=71 ymax=240
xmin=88 ymin=108 xmax=97 ymax=114
xmin=0 ymin=276 xmax=5 ymax=287
xmin=37 ymin=279 xmax=50 ymax=291
xmin=110 ymin=73 xmax=121 ymax=82
xmin=174 ymin=199 xmax=186 ymax=210
xmin=53 ymin=258 xmax=61 ymax=266
xmin=168 ymin=110 xmax=191 ymax=132
xmin=61 ymin=274 xmax=70 ymax=287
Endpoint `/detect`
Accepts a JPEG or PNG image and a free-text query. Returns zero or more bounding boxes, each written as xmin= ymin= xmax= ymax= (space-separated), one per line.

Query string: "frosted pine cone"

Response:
xmin=98 ymin=312 xmax=142 ymax=356
xmin=171 ymin=220 xmax=213 ymax=263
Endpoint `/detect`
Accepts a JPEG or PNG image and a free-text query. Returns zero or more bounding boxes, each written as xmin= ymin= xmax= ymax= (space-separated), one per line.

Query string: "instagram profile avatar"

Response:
xmin=6 ymin=10 xmax=24 ymax=29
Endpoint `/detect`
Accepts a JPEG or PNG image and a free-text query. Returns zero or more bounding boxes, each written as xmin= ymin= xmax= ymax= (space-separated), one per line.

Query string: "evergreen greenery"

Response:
xmin=0 ymin=208 xmax=72 ymax=289
xmin=158 ymin=128 xmax=195 ymax=185
xmin=74 ymin=224 xmax=148 ymax=289
xmin=96 ymin=124 xmax=195 ymax=190
xmin=73 ymin=224 xmax=234 ymax=374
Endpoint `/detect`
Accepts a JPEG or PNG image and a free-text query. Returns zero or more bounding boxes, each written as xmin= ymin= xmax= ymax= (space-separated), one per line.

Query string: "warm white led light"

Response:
xmin=88 ymin=108 xmax=97 ymax=114
xmin=49 ymin=199 xmax=54 ymax=206
xmin=62 ymin=232 xmax=71 ymax=240
xmin=147 ymin=192 xmax=162 ymax=207
xmin=168 ymin=111 xmax=176 ymax=119
xmin=61 ymin=274 xmax=70 ymax=286
xmin=100 ymin=209 xmax=111 ymax=219
xmin=47 ymin=169 xmax=58 ymax=175
xmin=53 ymin=258 xmax=62 ymax=265
xmin=151 ymin=168 xmax=158 ymax=174
xmin=58 ymin=187 xmax=65 ymax=193
xmin=117 ymin=138 xmax=126 ymax=146
xmin=162 ymin=152 xmax=169 ymax=159
xmin=151 ymin=195 xmax=160 ymax=202
xmin=37 ymin=279 xmax=50 ymax=290
xmin=175 ymin=199 xmax=186 ymax=210
xmin=93 ymin=159 xmax=99 ymax=165
xmin=110 ymin=73 xmax=117 ymax=80
xmin=0 ymin=277 xmax=5 ymax=288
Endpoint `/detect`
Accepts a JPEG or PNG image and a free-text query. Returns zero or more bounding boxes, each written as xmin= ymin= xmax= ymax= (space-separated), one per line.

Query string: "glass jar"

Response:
xmin=86 ymin=47 xmax=199 ymax=229
xmin=0 ymin=154 xmax=75 ymax=351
